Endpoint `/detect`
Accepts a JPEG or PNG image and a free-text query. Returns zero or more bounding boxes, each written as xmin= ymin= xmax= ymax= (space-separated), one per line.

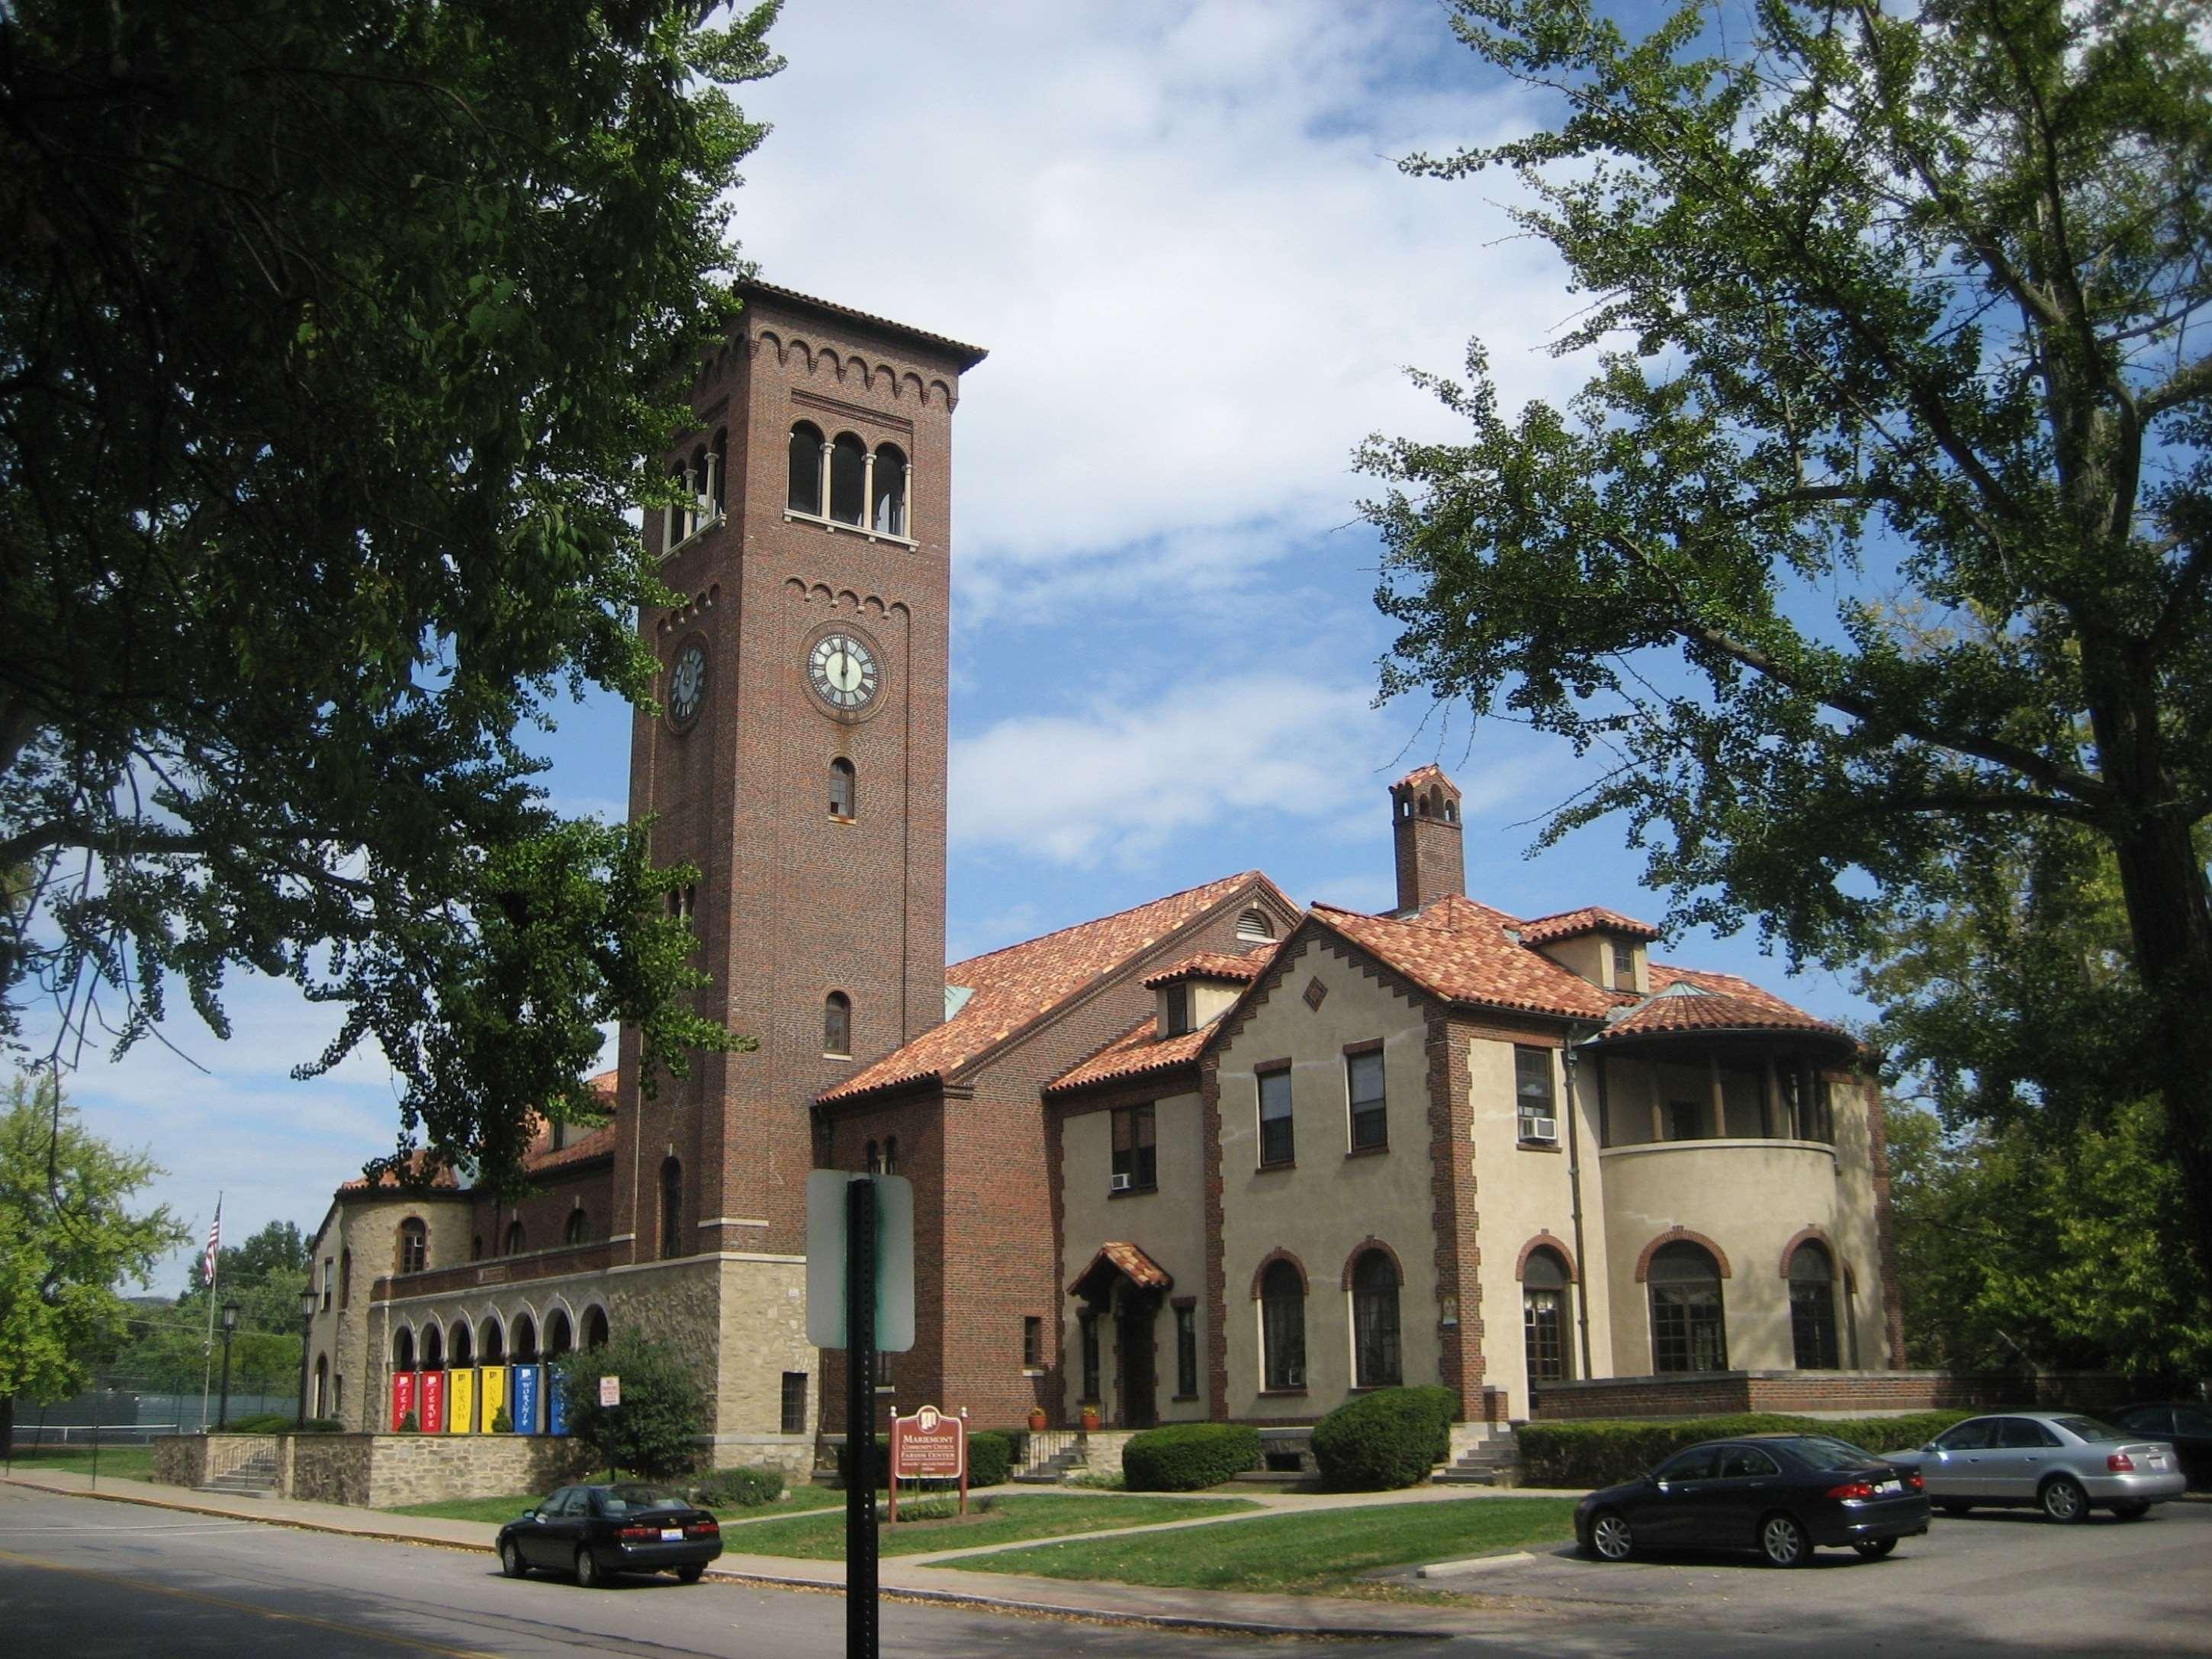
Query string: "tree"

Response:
xmin=551 ymin=1333 xmax=704 ymax=1480
xmin=108 ymin=1217 xmax=314 ymax=1393
xmin=0 ymin=0 xmax=772 ymax=1191
xmin=0 ymin=1072 xmax=188 ymax=1448
xmin=1360 ymin=0 xmax=2212 ymax=1290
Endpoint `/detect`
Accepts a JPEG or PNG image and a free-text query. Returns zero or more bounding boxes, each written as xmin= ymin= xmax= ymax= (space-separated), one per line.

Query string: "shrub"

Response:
xmin=1517 ymin=1409 xmax=1986 ymax=1489
xmin=549 ymin=1334 xmax=707 ymax=1480
xmin=693 ymin=1464 xmax=785 ymax=1507
xmin=395 ymin=1411 xmax=420 ymax=1434
xmin=837 ymin=1428 xmax=1011 ymax=1490
xmin=490 ymin=1408 xmax=513 ymax=1434
xmin=225 ymin=1413 xmax=344 ymax=1434
xmin=1311 ymin=1387 xmax=1455 ymax=1490
xmin=1122 ymin=1423 xmax=1261 ymax=1492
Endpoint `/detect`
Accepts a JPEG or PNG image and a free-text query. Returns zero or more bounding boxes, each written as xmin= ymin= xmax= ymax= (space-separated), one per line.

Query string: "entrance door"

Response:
xmin=1116 ymin=1295 xmax=1158 ymax=1429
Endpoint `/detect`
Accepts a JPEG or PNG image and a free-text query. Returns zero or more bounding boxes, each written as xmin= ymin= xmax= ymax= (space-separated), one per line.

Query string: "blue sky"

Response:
xmin=46 ymin=0 xmax=1873 ymax=1289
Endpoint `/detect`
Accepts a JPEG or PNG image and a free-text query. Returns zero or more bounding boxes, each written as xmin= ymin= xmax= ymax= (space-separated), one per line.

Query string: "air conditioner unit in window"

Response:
xmin=1522 ymin=1115 xmax=1558 ymax=1143
xmin=1108 ymin=1172 xmax=1132 ymax=1192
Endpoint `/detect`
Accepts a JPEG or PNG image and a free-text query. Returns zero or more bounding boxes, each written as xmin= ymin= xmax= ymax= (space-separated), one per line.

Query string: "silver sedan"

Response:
xmin=1888 ymin=1411 xmax=2186 ymax=1522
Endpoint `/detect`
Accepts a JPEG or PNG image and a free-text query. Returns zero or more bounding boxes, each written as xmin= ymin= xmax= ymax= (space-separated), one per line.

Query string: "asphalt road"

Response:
xmin=1 ymin=1482 xmax=2207 ymax=1657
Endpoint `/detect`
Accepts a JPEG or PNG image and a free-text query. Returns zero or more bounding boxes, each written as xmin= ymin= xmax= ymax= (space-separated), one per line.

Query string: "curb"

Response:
xmin=1418 ymin=1549 xmax=1537 ymax=1578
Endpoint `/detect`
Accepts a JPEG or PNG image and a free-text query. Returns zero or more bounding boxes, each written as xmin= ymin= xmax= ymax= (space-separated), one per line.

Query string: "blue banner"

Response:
xmin=512 ymin=1365 xmax=542 ymax=1436
xmin=546 ymin=1367 xmax=568 ymax=1437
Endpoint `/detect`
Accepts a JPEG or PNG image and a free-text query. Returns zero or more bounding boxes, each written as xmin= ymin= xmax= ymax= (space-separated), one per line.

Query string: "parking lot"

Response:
xmin=1418 ymin=1498 xmax=2212 ymax=1654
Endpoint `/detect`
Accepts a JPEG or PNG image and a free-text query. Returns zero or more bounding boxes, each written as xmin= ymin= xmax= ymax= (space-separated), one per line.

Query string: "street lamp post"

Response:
xmin=215 ymin=1301 xmax=240 ymax=1429
xmin=297 ymin=1285 xmax=317 ymax=1428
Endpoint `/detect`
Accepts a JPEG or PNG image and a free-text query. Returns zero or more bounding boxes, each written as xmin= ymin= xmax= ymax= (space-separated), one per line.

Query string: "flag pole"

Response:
xmin=198 ymin=1194 xmax=221 ymax=1434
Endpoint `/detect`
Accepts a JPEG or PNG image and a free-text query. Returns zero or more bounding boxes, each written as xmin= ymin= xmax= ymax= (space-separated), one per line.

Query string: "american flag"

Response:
xmin=201 ymin=1198 xmax=221 ymax=1288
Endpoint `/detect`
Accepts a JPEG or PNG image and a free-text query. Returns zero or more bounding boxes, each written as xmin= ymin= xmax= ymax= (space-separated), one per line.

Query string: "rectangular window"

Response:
xmin=1612 ymin=940 xmax=1636 ymax=988
xmin=1515 ymin=1046 xmax=1556 ymax=1139
xmin=1524 ymin=1290 xmax=1566 ymax=1384
xmin=780 ymin=1371 xmax=808 ymax=1435
xmin=1111 ymin=1104 xmax=1157 ymax=1192
xmin=1174 ymin=1304 xmax=1198 ymax=1398
xmin=322 ymin=1258 xmax=333 ymax=1311
xmin=1346 ymin=1048 xmax=1387 ymax=1151
xmin=1023 ymin=1316 xmax=1043 ymax=1369
xmin=1258 ymin=1067 xmax=1294 ymax=1166
xmin=1665 ymin=1099 xmax=1703 ymax=1142
xmin=1162 ymin=984 xmax=1192 ymax=1037
xmin=1079 ymin=1315 xmax=1101 ymax=1403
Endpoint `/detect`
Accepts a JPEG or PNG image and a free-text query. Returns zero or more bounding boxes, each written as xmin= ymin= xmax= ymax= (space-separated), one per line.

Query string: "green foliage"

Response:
xmin=108 ymin=1217 xmax=317 ymax=1394
xmin=0 ymin=0 xmax=780 ymax=1194
xmin=1310 ymin=1387 xmax=1455 ymax=1491
xmin=0 ymin=1075 xmax=188 ymax=1444
xmin=1518 ymin=1411 xmax=1984 ymax=1490
xmin=1121 ymin=1423 xmax=1262 ymax=1492
xmin=550 ymin=1335 xmax=704 ymax=1480
xmin=224 ymin=1412 xmax=342 ymax=1434
xmin=490 ymin=1407 xmax=513 ymax=1434
xmin=692 ymin=1464 xmax=784 ymax=1507
xmin=395 ymin=1411 xmax=420 ymax=1434
xmin=1363 ymin=0 xmax=2212 ymax=1288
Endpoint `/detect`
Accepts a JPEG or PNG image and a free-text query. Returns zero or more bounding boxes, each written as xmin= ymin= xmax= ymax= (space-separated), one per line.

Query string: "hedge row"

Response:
xmin=835 ymin=1429 xmax=1011 ymax=1490
xmin=224 ymin=1413 xmax=342 ymax=1434
xmin=1518 ymin=1410 xmax=1985 ymax=1489
xmin=1311 ymin=1386 xmax=1458 ymax=1490
xmin=692 ymin=1464 xmax=785 ymax=1507
xmin=1123 ymin=1423 xmax=1262 ymax=1491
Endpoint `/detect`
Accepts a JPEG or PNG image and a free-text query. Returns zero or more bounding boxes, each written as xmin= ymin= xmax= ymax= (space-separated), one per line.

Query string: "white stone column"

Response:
xmin=818 ymin=441 xmax=832 ymax=519
xmin=861 ymin=449 xmax=877 ymax=531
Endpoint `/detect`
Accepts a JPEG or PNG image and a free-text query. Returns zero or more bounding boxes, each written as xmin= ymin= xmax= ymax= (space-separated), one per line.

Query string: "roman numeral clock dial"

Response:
xmin=807 ymin=631 xmax=879 ymax=714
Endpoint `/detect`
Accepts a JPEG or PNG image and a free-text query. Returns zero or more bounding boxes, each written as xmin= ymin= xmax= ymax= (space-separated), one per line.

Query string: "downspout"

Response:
xmin=1560 ymin=1031 xmax=1598 ymax=1384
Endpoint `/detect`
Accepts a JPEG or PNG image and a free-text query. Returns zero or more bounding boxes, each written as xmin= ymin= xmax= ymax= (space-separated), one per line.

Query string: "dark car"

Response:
xmin=497 ymin=1482 xmax=723 ymax=1587
xmin=1576 ymin=1435 xmax=1929 ymax=1568
xmin=2108 ymin=1403 xmax=2212 ymax=1490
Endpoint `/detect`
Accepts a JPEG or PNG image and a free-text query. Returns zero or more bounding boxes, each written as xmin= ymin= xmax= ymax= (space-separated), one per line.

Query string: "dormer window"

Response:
xmin=1612 ymin=940 xmax=1637 ymax=990
xmin=1162 ymin=983 xmax=1193 ymax=1037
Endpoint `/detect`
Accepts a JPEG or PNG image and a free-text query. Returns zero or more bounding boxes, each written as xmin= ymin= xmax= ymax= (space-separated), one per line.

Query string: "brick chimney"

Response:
xmin=1391 ymin=765 xmax=1465 ymax=915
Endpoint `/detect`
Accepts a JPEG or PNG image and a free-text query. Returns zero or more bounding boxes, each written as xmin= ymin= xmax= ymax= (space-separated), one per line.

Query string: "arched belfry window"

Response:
xmin=872 ymin=443 xmax=908 ymax=536
xmin=1649 ymin=1241 xmax=1728 ymax=1373
xmin=665 ymin=462 xmax=688 ymax=549
xmin=788 ymin=421 xmax=825 ymax=515
xmin=1788 ymin=1241 xmax=1841 ymax=1369
xmin=709 ymin=427 xmax=728 ymax=516
xmin=689 ymin=443 xmax=709 ymax=535
xmin=829 ymin=758 xmax=856 ymax=819
xmin=829 ymin=432 xmax=866 ymax=524
xmin=659 ymin=1157 xmax=682 ymax=1261
xmin=1351 ymin=1249 xmax=1402 ymax=1387
xmin=825 ymin=991 xmax=852 ymax=1058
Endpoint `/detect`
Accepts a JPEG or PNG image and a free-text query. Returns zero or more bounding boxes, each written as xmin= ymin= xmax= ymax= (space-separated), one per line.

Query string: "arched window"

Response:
xmin=883 ymin=1135 xmax=899 ymax=1175
xmin=1236 ymin=908 xmax=1275 ymax=942
xmin=449 ymin=1319 xmax=474 ymax=1368
xmin=788 ymin=421 xmax=825 ymax=515
xmin=546 ymin=1310 xmax=574 ymax=1358
xmin=1522 ymin=1248 xmax=1571 ymax=1384
xmin=565 ymin=1209 xmax=592 ymax=1246
xmin=1260 ymin=1259 xmax=1306 ymax=1391
xmin=1648 ymin=1242 xmax=1728 ymax=1373
xmin=825 ymin=992 xmax=852 ymax=1057
xmin=397 ymin=1217 xmax=428 ymax=1276
xmin=339 ymin=1248 xmax=352 ymax=1308
xmin=513 ymin=1313 xmax=539 ymax=1362
xmin=864 ymin=1138 xmax=879 ymax=1175
xmin=709 ymin=427 xmax=728 ymax=516
xmin=660 ymin=1157 xmax=682 ymax=1261
xmin=1788 ymin=1242 xmax=1841 ymax=1370
xmin=313 ymin=1355 xmax=329 ymax=1418
xmin=420 ymin=1324 xmax=444 ymax=1371
xmin=584 ymin=1306 xmax=609 ymax=1349
xmin=689 ymin=443 xmax=709 ymax=537
xmin=871 ymin=443 xmax=908 ymax=535
xmin=829 ymin=757 xmax=856 ymax=819
xmin=829 ymin=432 xmax=866 ymax=524
xmin=479 ymin=1316 xmax=505 ymax=1365
xmin=471 ymin=1233 xmax=484 ymax=1262
xmin=1351 ymin=1249 xmax=1402 ymax=1387
xmin=1444 ymin=799 xmax=1458 ymax=822
xmin=503 ymin=1220 xmax=526 ymax=1257
xmin=394 ymin=1327 xmax=416 ymax=1372
xmin=666 ymin=461 xmax=689 ymax=549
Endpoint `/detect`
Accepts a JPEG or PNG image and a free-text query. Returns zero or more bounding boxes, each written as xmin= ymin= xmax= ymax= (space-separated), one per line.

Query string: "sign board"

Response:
xmin=478 ymin=1366 xmax=507 ymax=1433
xmin=390 ymin=1370 xmax=416 ymax=1432
xmin=600 ymin=1374 xmax=621 ymax=1408
xmin=805 ymin=1171 xmax=915 ymax=1352
xmin=889 ymin=1404 xmax=966 ymax=1480
xmin=511 ymin=1365 xmax=541 ymax=1436
xmin=448 ymin=1366 xmax=476 ymax=1436
xmin=419 ymin=1368 xmax=447 ymax=1435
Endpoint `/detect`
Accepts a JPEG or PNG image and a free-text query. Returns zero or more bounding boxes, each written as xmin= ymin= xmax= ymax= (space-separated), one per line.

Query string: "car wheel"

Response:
xmin=2039 ymin=1476 xmax=2089 ymax=1524
xmin=1937 ymin=1502 xmax=1973 ymax=1517
xmin=575 ymin=1547 xmax=604 ymax=1588
xmin=499 ymin=1539 xmax=529 ymax=1579
xmin=675 ymin=1564 xmax=706 ymax=1583
xmin=1587 ymin=1510 xmax=1635 ymax=1562
xmin=1760 ymin=1512 xmax=1811 ymax=1567
xmin=1851 ymin=1537 xmax=1898 ymax=1560
xmin=2109 ymin=1501 xmax=2149 ymax=1521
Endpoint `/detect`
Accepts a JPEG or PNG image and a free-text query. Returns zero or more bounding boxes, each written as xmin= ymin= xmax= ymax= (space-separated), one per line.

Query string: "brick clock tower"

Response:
xmin=609 ymin=283 xmax=985 ymax=1451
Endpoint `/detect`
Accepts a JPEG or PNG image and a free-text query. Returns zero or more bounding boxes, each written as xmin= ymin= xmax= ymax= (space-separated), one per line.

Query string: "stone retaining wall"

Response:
xmin=1528 ymin=1369 xmax=2127 ymax=1421
xmin=153 ymin=1433 xmax=594 ymax=1508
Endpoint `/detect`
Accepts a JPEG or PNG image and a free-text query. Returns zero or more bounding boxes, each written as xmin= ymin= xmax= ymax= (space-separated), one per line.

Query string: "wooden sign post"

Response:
xmin=887 ymin=1403 xmax=967 ymax=1524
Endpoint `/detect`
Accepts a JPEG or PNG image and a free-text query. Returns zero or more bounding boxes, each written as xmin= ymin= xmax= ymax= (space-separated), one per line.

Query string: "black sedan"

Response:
xmin=497 ymin=1482 xmax=723 ymax=1587
xmin=2109 ymin=1403 xmax=2212 ymax=1490
xmin=1576 ymin=1435 xmax=1929 ymax=1567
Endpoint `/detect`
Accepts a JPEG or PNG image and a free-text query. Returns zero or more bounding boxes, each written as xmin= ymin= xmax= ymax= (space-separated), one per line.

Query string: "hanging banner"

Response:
xmin=419 ymin=1368 xmax=447 ymax=1436
xmin=449 ymin=1366 xmax=476 ymax=1435
xmin=390 ymin=1370 xmax=417 ymax=1432
xmin=547 ymin=1368 xmax=571 ymax=1437
xmin=510 ymin=1365 xmax=542 ymax=1436
xmin=478 ymin=1366 xmax=508 ymax=1434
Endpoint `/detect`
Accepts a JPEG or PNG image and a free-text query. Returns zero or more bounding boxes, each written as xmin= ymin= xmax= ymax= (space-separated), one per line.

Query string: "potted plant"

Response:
xmin=1079 ymin=1401 xmax=1101 ymax=1432
xmin=1027 ymin=1404 xmax=1048 ymax=1432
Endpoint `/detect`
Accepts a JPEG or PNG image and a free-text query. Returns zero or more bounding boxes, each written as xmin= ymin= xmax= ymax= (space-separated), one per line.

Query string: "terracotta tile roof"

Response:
xmin=1596 ymin=966 xmax=1846 ymax=1041
xmin=1394 ymin=763 xmax=1456 ymax=793
xmin=337 ymin=1151 xmax=462 ymax=1193
xmin=1519 ymin=905 xmax=1663 ymax=944
xmin=1047 ymin=1017 xmax=1210 ymax=1095
xmin=522 ymin=1121 xmax=619 ymax=1176
xmin=1068 ymin=1240 xmax=1174 ymax=1297
xmin=1140 ymin=947 xmax=1275 ymax=989
xmin=820 ymin=873 xmax=1281 ymax=1104
xmin=343 ymin=1069 xmax=620 ymax=1193
xmin=1311 ymin=895 xmax=1621 ymax=1021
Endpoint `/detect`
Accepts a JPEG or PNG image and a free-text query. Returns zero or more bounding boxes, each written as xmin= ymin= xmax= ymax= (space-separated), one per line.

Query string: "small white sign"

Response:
xmin=600 ymin=1375 xmax=621 ymax=1408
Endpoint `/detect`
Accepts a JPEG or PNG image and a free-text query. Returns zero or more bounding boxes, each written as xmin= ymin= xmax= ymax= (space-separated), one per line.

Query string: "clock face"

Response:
xmin=668 ymin=642 xmax=707 ymax=729
xmin=808 ymin=632 xmax=879 ymax=713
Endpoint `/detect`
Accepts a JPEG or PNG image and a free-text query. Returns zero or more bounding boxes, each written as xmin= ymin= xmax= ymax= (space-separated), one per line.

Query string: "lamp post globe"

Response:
xmin=215 ymin=1300 xmax=242 ymax=1430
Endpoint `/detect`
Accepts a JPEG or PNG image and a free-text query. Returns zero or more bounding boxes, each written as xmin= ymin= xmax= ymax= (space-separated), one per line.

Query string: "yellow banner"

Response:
xmin=449 ymin=1366 xmax=475 ymax=1435
xmin=478 ymin=1366 xmax=507 ymax=1433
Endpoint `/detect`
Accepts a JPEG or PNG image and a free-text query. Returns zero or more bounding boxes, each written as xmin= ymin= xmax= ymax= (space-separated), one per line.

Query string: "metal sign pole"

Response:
xmin=844 ymin=1177 xmax=878 ymax=1659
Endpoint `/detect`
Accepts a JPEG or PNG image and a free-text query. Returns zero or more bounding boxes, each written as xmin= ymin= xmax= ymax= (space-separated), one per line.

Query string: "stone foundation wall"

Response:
xmin=1528 ymin=1369 xmax=2128 ymax=1421
xmin=152 ymin=1432 xmax=593 ymax=1508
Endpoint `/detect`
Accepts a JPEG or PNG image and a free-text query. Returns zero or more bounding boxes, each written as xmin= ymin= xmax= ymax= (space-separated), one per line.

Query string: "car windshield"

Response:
xmin=2053 ymin=1416 xmax=2128 ymax=1443
xmin=599 ymin=1484 xmax=690 ymax=1515
xmin=1782 ymin=1436 xmax=1882 ymax=1471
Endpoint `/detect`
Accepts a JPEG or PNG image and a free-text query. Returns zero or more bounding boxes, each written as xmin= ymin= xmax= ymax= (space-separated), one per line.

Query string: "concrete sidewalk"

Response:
xmin=0 ymin=1463 xmax=1583 ymax=1641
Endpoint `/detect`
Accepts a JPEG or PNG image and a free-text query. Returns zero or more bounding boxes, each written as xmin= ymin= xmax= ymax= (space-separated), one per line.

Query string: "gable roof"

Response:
xmin=1310 ymin=895 xmax=1620 ymax=1021
xmin=1519 ymin=905 xmax=1664 ymax=945
xmin=821 ymin=873 xmax=1288 ymax=1104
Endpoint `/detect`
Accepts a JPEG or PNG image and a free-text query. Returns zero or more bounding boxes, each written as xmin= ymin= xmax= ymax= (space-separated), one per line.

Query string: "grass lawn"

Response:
xmin=5 ymin=1447 xmax=156 ymax=1481
xmin=730 ymin=1492 xmax=1258 ymax=1560
xmin=950 ymin=1497 xmax=1582 ymax=1595
xmin=385 ymin=1481 xmax=851 ymax=1526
